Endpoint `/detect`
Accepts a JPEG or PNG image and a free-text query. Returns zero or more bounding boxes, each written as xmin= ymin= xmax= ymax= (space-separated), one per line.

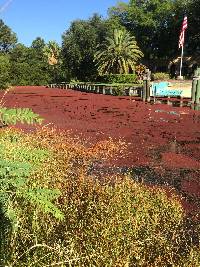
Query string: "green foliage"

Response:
xmin=62 ymin=14 xmax=113 ymax=81
xmin=0 ymin=144 xmax=63 ymax=227
xmin=43 ymin=41 xmax=68 ymax=83
xmin=0 ymin=2 xmax=199 ymax=87
xmin=62 ymin=18 xmax=98 ymax=81
xmin=109 ymin=0 xmax=189 ymax=59
xmin=29 ymin=37 xmax=53 ymax=84
xmin=0 ymin=128 xmax=64 ymax=265
xmin=0 ymin=19 xmax=17 ymax=52
xmin=9 ymin=42 xmax=52 ymax=86
xmin=0 ymin=20 xmax=67 ymax=86
xmin=100 ymin=73 xmax=138 ymax=84
xmin=31 ymin=37 xmax=46 ymax=51
xmin=8 ymin=38 xmax=66 ymax=86
xmin=135 ymin=64 xmax=147 ymax=81
xmin=153 ymin=72 xmax=170 ymax=80
xmin=186 ymin=0 xmax=200 ymax=54
xmin=0 ymin=54 xmax=10 ymax=89
xmin=9 ymin=44 xmax=32 ymax=85
xmin=94 ymin=29 xmax=143 ymax=75
xmin=0 ymin=108 xmax=43 ymax=126
xmin=43 ymin=40 xmax=60 ymax=65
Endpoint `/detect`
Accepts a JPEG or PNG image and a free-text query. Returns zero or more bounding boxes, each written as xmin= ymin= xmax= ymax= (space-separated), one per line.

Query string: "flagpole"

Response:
xmin=178 ymin=15 xmax=187 ymax=80
xmin=179 ymin=36 xmax=184 ymax=78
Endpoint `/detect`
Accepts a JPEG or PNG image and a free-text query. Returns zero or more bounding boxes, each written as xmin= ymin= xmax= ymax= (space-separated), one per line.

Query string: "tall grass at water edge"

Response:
xmin=0 ymin=127 xmax=199 ymax=267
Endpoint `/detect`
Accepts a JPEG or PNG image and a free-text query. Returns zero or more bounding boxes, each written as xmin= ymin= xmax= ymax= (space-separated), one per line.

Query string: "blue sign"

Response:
xmin=151 ymin=82 xmax=183 ymax=96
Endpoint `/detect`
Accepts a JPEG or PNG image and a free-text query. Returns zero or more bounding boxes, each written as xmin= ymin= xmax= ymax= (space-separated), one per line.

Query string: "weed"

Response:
xmin=0 ymin=128 xmax=198 ymax=266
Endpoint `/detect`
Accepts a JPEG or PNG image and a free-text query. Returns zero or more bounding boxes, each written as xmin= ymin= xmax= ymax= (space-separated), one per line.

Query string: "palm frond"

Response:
xmin=94 ymin=29 xmax=143 ymax=75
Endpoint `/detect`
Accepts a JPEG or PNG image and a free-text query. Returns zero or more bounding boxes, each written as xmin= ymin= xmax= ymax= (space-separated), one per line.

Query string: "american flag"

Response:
xmin=179 ymin=16 xmax=188 ymax=48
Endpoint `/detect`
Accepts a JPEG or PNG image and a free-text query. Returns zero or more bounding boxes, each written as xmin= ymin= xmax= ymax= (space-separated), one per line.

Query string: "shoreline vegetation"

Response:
xmin=0 ymin=126 xmax=199 ymax=266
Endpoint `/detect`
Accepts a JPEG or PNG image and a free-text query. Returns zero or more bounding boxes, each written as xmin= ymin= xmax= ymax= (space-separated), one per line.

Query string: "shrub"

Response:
xmin=0 ymin=128 xmax=64 ymax=266
xmin=135 ymin=64 xmax=147 ymax=81
xmin=153 ymin=72 xmax=170 ymax=81
xmin=99 ymin=73 xmax=138 ymax=84
xmin=112 ymin=86 xmax=126 ymax=96
xmin=0 ymin=91 xmax=44 ymax=127
xmin=0 ymin=107 xmax=43 ymax=126
xmin=1 ymin=128 xmax=199 ymax=266
xmin=0 ymin=54 xmax=11 ymax=90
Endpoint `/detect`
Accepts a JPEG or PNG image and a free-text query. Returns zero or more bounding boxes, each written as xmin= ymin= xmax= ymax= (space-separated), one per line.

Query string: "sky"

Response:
xmin=0 ymin=0 xmax=125 ymax=46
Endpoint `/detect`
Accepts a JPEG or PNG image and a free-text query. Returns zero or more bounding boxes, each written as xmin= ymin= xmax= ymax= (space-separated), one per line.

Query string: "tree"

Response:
xmin=30 ymin=38 xmax=53 ymax=85
xmin=0 ymin=54 xmax=10 ymax=89
xmin=9 ymin=44 xmax=34 ymax=85
xmin=9 ymin=41 xmax=51 ymax=86
xmin=186 ymin=0 xmax=200 ymax=55
xmin=43 ymin=40 xmax=60 ymax=66
xmin=62 ymin=18 xmax=98 ymax=81
xmin=31 ymin=37 xmax=46 ymax=63
xmin=0 ymin=19 xmax=17 ymax=52
xmin=31 ymin=37 xmax=46 ymax=51
xmin=94 ymin=29 xmax=143 ymax=75
xmin=43 ymin=40 xmax=67 ymax=83
xmin=109 ymin=0 xmax=189 ymax=60
xmin=61 ymin=14 xmax=113 ymax=81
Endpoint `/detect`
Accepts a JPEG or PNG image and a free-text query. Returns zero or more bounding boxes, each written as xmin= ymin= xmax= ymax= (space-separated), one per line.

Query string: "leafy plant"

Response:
xmin=0 ymin=129 xmax=63 ymax=218
xmin=43 ymin=40 xmax=60 ymax=66
xmin=0 ymin=19 xmax=17 ymax=53
xmin=153 ymin=72 xmax=170 ymax=81
xmin=0 ymin=54 xmax=11 ymax=90
xmin=61 ymin=14 xmax=112 ymax=81
xmin=0 ymin=120 xmax=63 ymax=266
xmin=94 ymin=28 xmax=143 ymax=75
xmin=135 ymin=64 xmax=147 ymax=81
xmin=9 ymin=42 xmax=52 ymax=86
xmin=0 ymin=107 xmax=43 ymax=126
xmin=99 ymin=73 xmax=138 ymax=84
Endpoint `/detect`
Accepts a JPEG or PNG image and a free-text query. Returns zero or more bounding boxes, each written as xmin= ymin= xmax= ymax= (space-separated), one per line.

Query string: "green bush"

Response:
xmin=0 ymin=107 xmax=43 ymax=126
xmin=112 ymin=86 xmax=126 ymax=96
xmin=153 ymin=72 xmax=170 ymax=81
xmin=0 ymin=54 xmax=11 ymax=90
xmin=99 ymin=73 xmax=138 ymax=84
xmin=1 ymin=128 xmax=199 ymax=267
xmin=0 ymin=129 xmax=63 ymax=266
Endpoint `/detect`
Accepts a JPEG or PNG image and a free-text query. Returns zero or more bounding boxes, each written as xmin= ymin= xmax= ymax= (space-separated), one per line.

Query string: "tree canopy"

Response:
xmin=109 ymin=0 xmax=196 ymax=60
xmin=94 ymin=29 xmax=143 ymax=74
xmin=0 ymin=19 xmax=17 ymax=52
xmin=9 ymin=40 xmax=51 ymax=86
xmin=61 ymin=14 xmax=108 ymax=81
xmin=43 ymin=41 xmax=60 ymax=66
xmin=0 ymin=0 xmax=199 ymax=88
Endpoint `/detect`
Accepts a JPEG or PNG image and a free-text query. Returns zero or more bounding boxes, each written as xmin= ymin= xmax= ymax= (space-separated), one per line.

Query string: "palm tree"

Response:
xmin=43 ymin=41 xmax=61 ymax=83
xmin=94 ymin=29 xmax=143 ymax=75
xmin=43 ymin=41 xmax=60 ymax=66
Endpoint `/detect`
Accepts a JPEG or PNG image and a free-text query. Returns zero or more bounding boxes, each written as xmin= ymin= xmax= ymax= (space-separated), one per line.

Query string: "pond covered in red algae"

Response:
xmin=2 ymin=86 xmax=200 ymax=219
